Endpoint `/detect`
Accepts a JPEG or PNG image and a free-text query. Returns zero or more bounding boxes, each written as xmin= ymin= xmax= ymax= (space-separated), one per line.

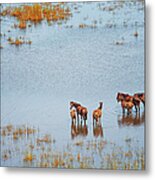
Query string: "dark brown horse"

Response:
xmin=92 ymin=102 xmax=103 ymax=124
xmin=116 ymin=92 xmax=128 ymax=102
xmin=134 ymin=93 xmax=145 ymax=107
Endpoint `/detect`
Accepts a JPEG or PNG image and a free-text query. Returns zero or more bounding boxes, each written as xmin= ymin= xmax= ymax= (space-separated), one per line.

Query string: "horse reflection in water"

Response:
xmin=118 ymin=112 xmax=144 ymax=127
xmin=71 ymin=120 xmax=88 ymax=139
xmin=93 ymin=122 xmax=103 ymax=138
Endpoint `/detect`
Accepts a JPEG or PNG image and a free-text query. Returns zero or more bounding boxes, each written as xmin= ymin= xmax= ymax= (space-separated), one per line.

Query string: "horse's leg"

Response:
xmin=99 ymin=117 xmax=101 ymax=124
xmin=127 ymin=108 xmax=130 ymax=115
xmin=98 ymin=117 xmax=100 ymax=125
xmin=80 ymin=118 xmax=83 ymax=126
xmin=135 ymin=105 xmax=137 ymax=112
xmin=84 ymin=115 xmax=87 ymax=124
xmin=81 ymin=114 xmax=83 ymax=124
xmin=77 ymin=117 xmax=79 ymax=127
xmin=143 ymin=101 xmax=145 ymax=108
xmin=85 ymin=114 xmax=87 ymax=121
xmin=96 ymin=117 xmax=99 ymax=125
xmin=138 ymin=104 xmax=140 ymax=113
xmin=127 ymin=110 xmax=129 ymax=115
xmin=74 ymin=117 xmax=76 ymax=124
xmin=84 ymin=119 xmax=86 ymax=126
xmin=129 ymin=108 xmax=132 ymax=114
xmin=77 ymin=112 xmax=79 ymax=121
xmin=122 ymin=107 xmax=125 ymax=114
xmin=136 ymin=110 xmax=140 ymax=119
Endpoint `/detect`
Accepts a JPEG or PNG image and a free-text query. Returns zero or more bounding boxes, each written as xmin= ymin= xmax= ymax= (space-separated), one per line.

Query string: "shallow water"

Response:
xmin=1 ymin=1 xmax=145 ymax=168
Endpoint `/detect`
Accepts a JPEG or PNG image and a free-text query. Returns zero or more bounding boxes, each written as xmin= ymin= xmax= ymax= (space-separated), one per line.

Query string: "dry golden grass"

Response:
xmin=1 ymin=3 xmax=72 ymax=29
xmin=23 ymin=152 xmax=36 ymax=162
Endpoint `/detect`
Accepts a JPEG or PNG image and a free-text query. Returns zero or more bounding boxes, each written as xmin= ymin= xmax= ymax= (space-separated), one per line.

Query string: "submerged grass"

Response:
xmin=1 ymin=124 xmax=145 ymax=170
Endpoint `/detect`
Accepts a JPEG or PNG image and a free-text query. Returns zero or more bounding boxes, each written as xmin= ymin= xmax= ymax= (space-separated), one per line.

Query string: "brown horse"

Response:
xmin=134 ymin=93 xmax=145 ymax=107
xmin=116 ymin=92 xmax=129 ymax=102
xmin=117 ymin=92 xmax=140 ymax=112
xmin=125 ymin=93 xmax=141 ymax=112
xmin=70 ymin=101 xmax=88 ymax=121
xmin=81 ymin=106 xmax=88 ymax=121
xmin=121 ymin=99 xmax=134 ymax=115
xmin=132 ymin=96 xmax=141 ymax=112
xmin=92 ymin=102 xmax=103 ymax=124
xmin=70 ymin=101 xmax=82 ymax=120
xmin=70 ymin=109 xmax=76 ymax=122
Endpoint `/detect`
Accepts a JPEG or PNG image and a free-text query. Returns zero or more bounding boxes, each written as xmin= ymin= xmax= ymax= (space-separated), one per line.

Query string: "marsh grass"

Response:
xmin=0 ymin=1 xmax=144 ymax=48
xmin=1 ymin=124 xmax=145 ymax=169
xmin=1 ymin=3 xmax=72 ymax=29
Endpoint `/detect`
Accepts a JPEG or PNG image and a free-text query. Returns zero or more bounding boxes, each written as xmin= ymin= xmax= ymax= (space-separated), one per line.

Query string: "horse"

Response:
xmin=134 ymin=93 xmax=145 ymax=107
xmin=81 ymin=106 xmax=88 ymax=121
xmin=92 ymin=102 xmax=103 ymax=124
xmin=70 ymin=101 xmax=82 ymax=120
xmin=120 ymin=99 xmax=134 ymax=115
xmin=116 ymin=92 xmax=129 ymax=102
xmin=116 ymin=92 xmax=140 ymax=113
xmin=132 ymin=96 xmax=141 ymax=112
xmin=70 ymin=109 xmax=76 ymax=123
xmin=70 ymin=101 xmax=88 ymax=121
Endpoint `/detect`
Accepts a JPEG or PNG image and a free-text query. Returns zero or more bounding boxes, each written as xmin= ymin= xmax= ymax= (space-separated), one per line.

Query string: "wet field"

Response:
xmin=1 ymin=1 xmax=145 ymax=169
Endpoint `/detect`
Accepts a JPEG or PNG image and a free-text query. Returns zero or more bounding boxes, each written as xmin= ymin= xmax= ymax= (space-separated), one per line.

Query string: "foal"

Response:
xmin=92 ymin=102 xmax=103 ymax=124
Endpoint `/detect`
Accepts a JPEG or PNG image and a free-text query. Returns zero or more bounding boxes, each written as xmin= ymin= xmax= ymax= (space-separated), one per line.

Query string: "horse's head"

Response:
xmin=140 ymin=93 xmax=145 ymax=99
xmin=116 ymin=92 xmax=120 ymax=102
xmin=70 ymin=101 xmax=75 ymax=109
xmin=70 ymin=101 xmax=81 ymax=109
xmin=116 ymin=92 xmax=125 ymax=102
xmin=99 ymin=102 xmax=103 ymax=109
